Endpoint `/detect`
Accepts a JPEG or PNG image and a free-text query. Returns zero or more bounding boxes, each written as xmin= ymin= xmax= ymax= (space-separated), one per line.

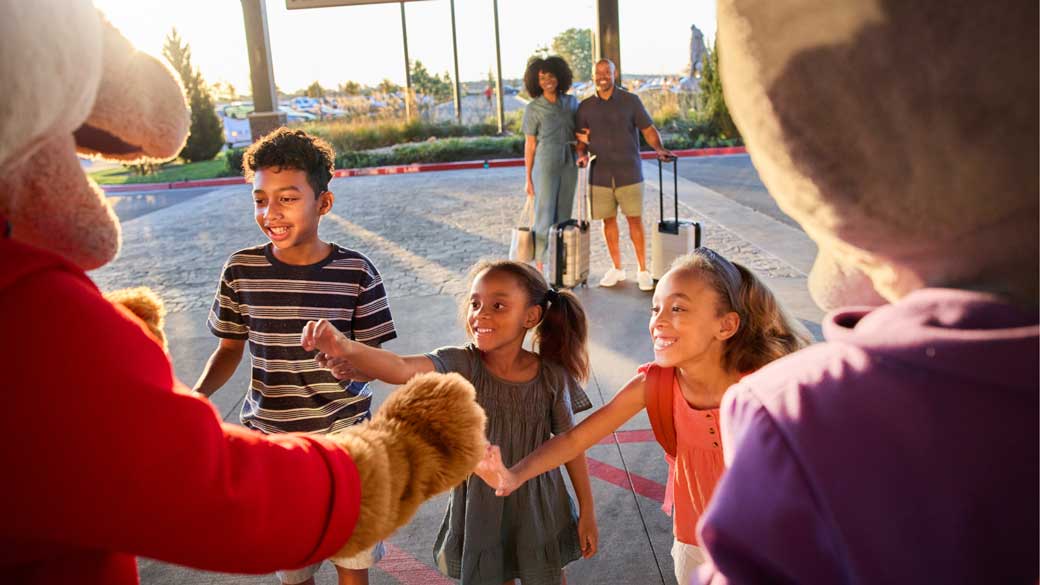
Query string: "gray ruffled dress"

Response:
xmin=426 ymin=344 xmax=593 ymax=585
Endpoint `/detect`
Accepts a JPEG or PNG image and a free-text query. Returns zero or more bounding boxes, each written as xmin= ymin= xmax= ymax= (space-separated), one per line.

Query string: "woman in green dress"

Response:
xmin=521 ymin=56 xmax=579 ymax=272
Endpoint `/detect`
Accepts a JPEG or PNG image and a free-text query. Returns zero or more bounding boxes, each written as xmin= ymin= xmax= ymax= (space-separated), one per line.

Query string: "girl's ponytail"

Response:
xmin=534 ymin=288 xmax=589 ymax=383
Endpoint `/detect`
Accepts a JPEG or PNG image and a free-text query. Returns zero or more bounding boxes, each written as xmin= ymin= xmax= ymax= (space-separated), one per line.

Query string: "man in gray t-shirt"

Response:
xmin=576 ymin=59 xmax=674 ymax=291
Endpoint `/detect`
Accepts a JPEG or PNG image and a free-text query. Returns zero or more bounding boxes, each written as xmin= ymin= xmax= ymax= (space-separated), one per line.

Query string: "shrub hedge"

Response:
xmin=223 ymin=132 xmax=736 ymax=178
xmin=335 ymin=136 xmax=524 ymax=169
xmin=300 ymin=119 xmax=499 ymax=153
xmin=224 ymin=147 xmax=246 ymax=177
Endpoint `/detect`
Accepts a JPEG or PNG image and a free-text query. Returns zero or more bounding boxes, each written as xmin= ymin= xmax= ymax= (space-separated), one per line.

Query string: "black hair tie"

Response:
xmin=544 ymin=288 xmax=560 ymax=305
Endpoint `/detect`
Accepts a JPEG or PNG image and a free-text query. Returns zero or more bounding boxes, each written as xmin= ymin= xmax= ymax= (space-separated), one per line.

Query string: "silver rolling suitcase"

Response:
xmin=651 ymin=157 xmax=701 ymax=280
xmin=545 ymin=157 xmax=594 ymax=289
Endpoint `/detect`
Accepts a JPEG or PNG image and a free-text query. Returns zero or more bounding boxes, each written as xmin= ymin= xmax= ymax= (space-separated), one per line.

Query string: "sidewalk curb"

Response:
xmin=99 ymin=147 xmax=748 ymax=193
xmin=101 ymin=176 xmax=246 ymax=193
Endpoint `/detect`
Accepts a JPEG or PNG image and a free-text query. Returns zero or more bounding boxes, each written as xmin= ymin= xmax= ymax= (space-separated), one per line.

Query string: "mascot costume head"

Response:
xmin=691 ymin=1 xmax=1037 ymax=583
xmin=717 ymin=0 xmax=1037 ymax=310
xmin=0 ymin=1 xmax=190 ymax=269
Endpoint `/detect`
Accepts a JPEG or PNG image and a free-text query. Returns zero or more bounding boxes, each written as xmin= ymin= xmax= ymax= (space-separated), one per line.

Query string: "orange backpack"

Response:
xmin=643 ymin=363 xmax=678 ymax=458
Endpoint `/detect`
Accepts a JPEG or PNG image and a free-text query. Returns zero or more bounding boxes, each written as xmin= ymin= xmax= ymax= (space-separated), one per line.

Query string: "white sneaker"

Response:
xmin=637 ymin=270 xmax=655 ymax=291
xmin=599 ymin=267 xmax=626 ymax=287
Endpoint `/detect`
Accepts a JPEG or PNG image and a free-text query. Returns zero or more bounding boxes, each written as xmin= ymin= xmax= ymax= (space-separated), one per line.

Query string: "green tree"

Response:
xmin=211 ymin=80 xmax=237 ymax=102
xmin=551 ymin=28 xmax=593 ymax=81
xmin=162 ymin=28 xmax=224 ymax=161
xmin=182 ymin=78 xmax=225 ymax=160
xmin=410 ymin=60 xmax=451 ymax=102
xmin=305 ymin=80 xmax=325 ymax=98
xmin=162 ymin=28 xmax=195 ymax=92
xmin=339 ymin=80 xmax=362 ymax=95
xmin=698 ymin=40 xmax=740 ymax=139
xmin=378 ymin=78 xmax=401 ymax=95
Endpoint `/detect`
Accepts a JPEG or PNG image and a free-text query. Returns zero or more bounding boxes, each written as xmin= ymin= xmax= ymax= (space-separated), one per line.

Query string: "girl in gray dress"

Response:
xmin=521 ymin=56 xmax=580 ymax=272
xmin=302 ymin=260 xmax=598 ymax=585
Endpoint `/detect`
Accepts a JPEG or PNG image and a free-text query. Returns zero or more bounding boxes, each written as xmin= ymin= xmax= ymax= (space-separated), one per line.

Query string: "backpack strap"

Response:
xmin=643 ymin=363 xmax=677 ymax=458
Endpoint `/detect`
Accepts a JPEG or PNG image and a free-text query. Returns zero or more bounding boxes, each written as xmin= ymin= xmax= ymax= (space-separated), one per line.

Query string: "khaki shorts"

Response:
xmin=590 ymin=179 xmax=644 ymax=220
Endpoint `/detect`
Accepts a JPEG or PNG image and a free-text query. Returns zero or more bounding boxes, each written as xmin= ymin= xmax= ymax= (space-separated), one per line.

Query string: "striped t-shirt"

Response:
xmin=207 ymin=243 xmax=396 ymax=434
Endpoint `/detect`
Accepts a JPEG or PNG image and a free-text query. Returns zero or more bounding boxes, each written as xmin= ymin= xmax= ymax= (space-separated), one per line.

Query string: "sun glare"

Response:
xmin=91 ymin=0 xmax=716 ymax=94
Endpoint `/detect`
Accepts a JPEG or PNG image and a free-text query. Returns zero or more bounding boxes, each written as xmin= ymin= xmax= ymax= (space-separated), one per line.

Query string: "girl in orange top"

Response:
xmin=476 ymin=248 xmax=809 ymax=584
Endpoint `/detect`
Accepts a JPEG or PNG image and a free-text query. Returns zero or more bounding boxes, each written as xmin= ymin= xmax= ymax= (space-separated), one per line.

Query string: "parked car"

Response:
xmin=221 ymin=115 xmax=251 ymax=147
xmin=218 ymin=101 xmax=319 ymax=147
xmin=319 ymin=104 xmax=347 ymax=118
xmin=278 ymin=106 xmax=317 ymax=122
xmin=289 ymin=96 xmax=320 ymax=112
xmin=221 ymin=101 xmax=254 ymax=120
xmin=218 ymin=102 xmax=254 ymax=147
xmin=635 ymin=77 xmax=665 ymax=93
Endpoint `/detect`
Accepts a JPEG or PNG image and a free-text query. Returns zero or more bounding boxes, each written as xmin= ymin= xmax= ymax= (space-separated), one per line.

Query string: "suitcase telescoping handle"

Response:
xmin=578 ymin=153 xmax=596 ymax=224
xmin=658 ymin=155 xmax=679 ymax=224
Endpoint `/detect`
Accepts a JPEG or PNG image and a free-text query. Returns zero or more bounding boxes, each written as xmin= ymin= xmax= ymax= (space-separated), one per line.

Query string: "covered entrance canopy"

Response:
xmin=239 ymin=0 xmax=621 ymax=138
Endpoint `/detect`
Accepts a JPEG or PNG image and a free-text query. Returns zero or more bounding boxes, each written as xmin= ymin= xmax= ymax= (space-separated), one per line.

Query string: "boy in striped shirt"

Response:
xmin=194 ymin=128 xmax=396 ymax=585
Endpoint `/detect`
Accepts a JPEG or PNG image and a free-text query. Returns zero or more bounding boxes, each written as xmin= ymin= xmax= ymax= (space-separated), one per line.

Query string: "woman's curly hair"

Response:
xmin=523 ymin=56 xmax=573 ymax=97
xmin=243 ymin=127 xmax=335 ymax=197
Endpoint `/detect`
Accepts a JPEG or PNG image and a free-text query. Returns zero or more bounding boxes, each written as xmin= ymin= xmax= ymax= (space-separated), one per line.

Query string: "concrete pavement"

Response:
xmin=90 ymin=156 xmax=821 ymax=585
xmin=673 ymin=153 xmax=799 ymax=230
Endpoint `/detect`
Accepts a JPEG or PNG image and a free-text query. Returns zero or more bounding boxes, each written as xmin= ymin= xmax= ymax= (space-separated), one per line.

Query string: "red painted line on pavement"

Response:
xmin=371 ymin=448 xmax=663 ymax=583
xmin=98 ymin=146 xmax=745 ymax=193
xmin=596 ymin=428 xmax=656 ymax=445
xmin=378 ymin=543 xmax=453 ymax=585
xmin=586 ymin=456 xmax=666 ymax=504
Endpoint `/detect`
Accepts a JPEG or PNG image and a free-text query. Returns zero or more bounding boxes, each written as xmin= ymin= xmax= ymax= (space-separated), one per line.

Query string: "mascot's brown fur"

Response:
xmin=104 ymin=287 xmax=168 ymax=350
xmin=329 ymin=372 xmax=487 ymax=558
xmin=717 ymin=0 xmax=1037 ymax=309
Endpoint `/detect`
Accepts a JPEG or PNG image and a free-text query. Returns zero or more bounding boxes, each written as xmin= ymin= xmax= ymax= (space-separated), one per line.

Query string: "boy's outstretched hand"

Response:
xmin=474 ymin=444 xmax=521 ymax=496
xmin=301 ymin=319 xmax=349 ymax=355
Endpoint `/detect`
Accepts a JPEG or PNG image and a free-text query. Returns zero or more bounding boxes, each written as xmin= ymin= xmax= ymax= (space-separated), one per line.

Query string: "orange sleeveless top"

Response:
xmin=640 ymin=363 xmax=728 ymax=545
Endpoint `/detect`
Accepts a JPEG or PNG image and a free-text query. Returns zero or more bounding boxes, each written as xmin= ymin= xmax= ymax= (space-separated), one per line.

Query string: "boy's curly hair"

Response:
xmin=242 ymin=127 xmax=336 ymax=197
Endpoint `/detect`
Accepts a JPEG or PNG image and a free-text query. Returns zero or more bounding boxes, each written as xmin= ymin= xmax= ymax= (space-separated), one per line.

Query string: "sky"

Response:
xmin=93 ymin=0 xmax=717 ymax=95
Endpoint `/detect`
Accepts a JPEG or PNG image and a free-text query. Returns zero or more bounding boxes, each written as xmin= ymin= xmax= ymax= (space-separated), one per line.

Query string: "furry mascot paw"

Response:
xmin=104 ymin=287 xmax=168 ymax=351
xmin=327 ymin=372 xmax=487 ymax=559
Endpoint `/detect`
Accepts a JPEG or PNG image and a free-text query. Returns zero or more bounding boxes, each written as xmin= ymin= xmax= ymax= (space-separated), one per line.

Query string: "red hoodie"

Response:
xmin=0 ymin=237 xmax=362 ymax=584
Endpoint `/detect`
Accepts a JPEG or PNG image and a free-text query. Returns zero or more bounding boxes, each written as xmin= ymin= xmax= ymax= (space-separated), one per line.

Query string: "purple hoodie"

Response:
xmin=694 ymin=288 xmax=1038 ymax=584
